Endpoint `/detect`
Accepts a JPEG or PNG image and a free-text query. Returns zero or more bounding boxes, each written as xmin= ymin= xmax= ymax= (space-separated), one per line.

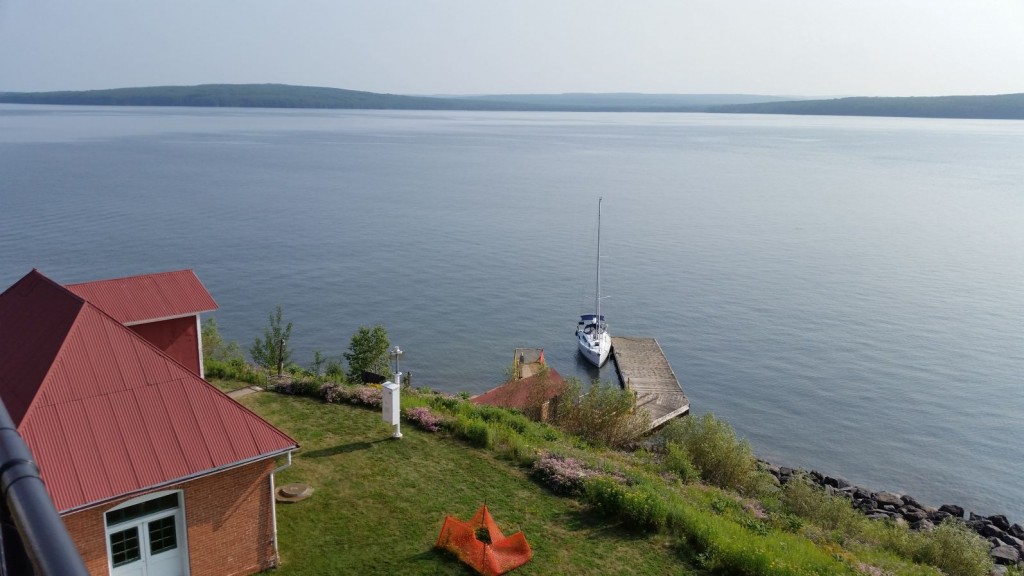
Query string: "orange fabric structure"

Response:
xmin=435 ymin=504 xmax=532 ymax=576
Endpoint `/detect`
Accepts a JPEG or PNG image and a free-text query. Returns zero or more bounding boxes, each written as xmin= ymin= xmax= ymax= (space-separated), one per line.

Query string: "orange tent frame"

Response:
xmin=435 ymin=504 xmax=532 ymax=576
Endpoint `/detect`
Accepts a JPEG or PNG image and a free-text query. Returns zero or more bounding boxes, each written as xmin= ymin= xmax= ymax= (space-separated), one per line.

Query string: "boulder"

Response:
xmin=981 ymin=523 xmax=1009 ymax=540
xmin=990 ymin=545 xmax=1020 ymax=566
xmin=853 ymin=486 xmax=872 ymax=500
xmin=1010 ymin=523 xmax=1024 ymax=540
xmin=874 ymin=491 xmax=903 ymax=507
xmin=900 ymin=494 xmax=923 ymax=508
xmin=939 ymin=504 xmax=965 ymax=518
xmin=989 ymin=515 xmax=1011 ymax=532
xmin=911 ymin=519 xmax=935 ymax=532
xmin=901 ymin=507 xmax=929 ymax=523
xmin=930 ymin=510 xmax=953 ymax=524
xmin=824 ymin=476 xmax=851 ymax=489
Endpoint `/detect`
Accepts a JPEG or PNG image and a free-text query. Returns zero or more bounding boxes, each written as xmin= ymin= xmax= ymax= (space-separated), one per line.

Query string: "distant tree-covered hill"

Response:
xmin=0 ymin=84 xmax=791 ymax=112
xmin=0 ymin=84 xmax=524 ymax=111
xmin=444 ymin=92 xmax=797 ymax=111
xmin=708 ymin=93 xmax=1024 ymax=120
xmin=1 ymin=84 xmax=1022 ymax=119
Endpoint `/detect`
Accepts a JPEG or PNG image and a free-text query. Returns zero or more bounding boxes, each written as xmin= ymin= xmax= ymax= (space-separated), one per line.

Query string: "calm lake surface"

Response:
xmin=2 ymin=105 xmax=1022 ymax=520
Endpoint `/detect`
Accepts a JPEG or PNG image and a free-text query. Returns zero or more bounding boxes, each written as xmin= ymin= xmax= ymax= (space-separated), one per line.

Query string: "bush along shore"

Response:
xmin=765 ymin=464 xmax=1023 ymax=569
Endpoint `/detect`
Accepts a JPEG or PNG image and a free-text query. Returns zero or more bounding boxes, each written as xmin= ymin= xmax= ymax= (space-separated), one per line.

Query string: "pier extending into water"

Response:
xmin=611 ymin=336 xmax=689 ymax=429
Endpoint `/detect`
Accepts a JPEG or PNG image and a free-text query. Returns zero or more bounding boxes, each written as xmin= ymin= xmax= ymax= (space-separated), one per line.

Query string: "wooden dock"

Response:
xmin=611 ymin=336 xmax=689 ymax=429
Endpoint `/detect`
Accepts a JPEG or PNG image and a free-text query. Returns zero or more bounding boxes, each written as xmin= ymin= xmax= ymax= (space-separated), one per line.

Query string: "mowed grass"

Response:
xmin=243 ymin=393 xmax=701 ymax=575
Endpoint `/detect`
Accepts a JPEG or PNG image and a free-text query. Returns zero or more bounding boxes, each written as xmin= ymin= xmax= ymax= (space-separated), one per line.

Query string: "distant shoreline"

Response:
xmin=2 ymin=83 xmax=1022 ymax=120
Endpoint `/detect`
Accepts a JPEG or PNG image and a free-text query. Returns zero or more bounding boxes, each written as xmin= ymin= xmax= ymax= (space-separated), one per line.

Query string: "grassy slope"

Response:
xmin=244 ymin=393 xmax=698 ymax=575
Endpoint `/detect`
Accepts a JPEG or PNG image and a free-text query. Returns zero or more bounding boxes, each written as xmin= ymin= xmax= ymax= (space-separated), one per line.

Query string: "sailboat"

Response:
xmin=576 ymin=198 xmax=611 ymax=367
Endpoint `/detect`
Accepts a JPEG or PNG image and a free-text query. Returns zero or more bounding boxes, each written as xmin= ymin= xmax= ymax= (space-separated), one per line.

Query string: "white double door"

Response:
xmin=108 ymin=510 xmax=186 ymax=576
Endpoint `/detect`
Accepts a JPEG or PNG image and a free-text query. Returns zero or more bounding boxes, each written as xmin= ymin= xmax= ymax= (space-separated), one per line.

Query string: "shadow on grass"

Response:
xmin=562 ymin=507 xmax=654 ymax=542
xmin=303 ymin=439 xmax=391 ymax=458
xmin=405 ymin=546 xmax=477 ymax=575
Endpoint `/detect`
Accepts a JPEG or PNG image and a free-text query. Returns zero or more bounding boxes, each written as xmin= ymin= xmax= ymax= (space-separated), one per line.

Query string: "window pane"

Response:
xmin=110 ymin=527 xmax=141 ymax=567
xmin=148 ymin=516 xmax=178 ymax=555
xmin=106 ymin=493 xmax=179 ymax=526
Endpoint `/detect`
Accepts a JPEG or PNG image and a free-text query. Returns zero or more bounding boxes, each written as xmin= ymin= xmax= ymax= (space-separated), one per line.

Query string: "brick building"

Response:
xmin=0 ymin=270 xmax=298 ymax=576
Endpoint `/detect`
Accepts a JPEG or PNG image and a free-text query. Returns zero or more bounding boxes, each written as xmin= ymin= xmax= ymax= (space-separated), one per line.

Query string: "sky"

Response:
xmin=2 ymin=0 xmax=1023 ymax=97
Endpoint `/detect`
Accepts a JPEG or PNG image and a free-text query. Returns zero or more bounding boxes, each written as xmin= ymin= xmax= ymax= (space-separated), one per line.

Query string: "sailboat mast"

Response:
xmin=596 ymin=197 xmax=602 ymax=334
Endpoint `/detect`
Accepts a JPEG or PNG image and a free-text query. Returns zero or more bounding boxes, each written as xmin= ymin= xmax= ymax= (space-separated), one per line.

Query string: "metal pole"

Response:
xmin=0 ymin=400 xmax=88 ymax=576
xmin=277 ymin=338 xmax=285 ymax=377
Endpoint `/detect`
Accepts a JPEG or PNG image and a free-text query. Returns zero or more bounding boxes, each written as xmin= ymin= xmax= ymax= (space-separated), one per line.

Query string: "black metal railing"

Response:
xmin=0 ymin=399 xmax=88 ymax=575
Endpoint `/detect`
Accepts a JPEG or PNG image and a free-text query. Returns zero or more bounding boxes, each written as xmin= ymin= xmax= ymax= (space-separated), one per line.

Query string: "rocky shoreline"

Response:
xmin=764 ymin=463 xmax=1022 ymax=569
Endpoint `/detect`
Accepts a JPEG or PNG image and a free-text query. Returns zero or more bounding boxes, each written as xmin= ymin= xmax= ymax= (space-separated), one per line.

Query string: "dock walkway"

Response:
xmin=610 ymin=336 xmax=689 ymax=429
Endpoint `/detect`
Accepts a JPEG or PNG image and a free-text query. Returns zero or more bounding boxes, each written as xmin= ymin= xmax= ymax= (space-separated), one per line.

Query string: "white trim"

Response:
xmin=269 ymin=451 xmax=293 ymax=566
xmin=196 ymin=314 xmax=205 ymax=379
xmin=123 ymin=310 xmax=216 ymax=327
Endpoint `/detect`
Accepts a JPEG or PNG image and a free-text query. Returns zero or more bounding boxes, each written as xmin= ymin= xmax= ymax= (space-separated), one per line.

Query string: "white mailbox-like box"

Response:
xmin=382 ymin=382 xmax=400 ymax=425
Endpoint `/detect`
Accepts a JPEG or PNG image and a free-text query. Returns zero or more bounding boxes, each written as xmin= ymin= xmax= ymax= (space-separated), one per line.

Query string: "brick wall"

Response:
xmin=62 ymin=458 xmax=278 ymax=576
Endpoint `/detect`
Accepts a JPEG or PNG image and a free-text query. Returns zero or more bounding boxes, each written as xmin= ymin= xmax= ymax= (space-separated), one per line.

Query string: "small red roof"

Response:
xmin=0 ymin=270 xmax=296 ymax=513
xmin=66 ymin=269 xmax=217 ymax=325
xmin=472 ymin=369 xmax=567 ymax=411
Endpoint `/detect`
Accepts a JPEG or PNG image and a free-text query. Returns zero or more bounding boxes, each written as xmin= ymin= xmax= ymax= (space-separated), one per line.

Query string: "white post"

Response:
xmin=382 ymin=377 xmax=402 ymax=439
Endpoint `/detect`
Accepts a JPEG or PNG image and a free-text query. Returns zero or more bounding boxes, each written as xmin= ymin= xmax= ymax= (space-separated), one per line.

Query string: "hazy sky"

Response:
xmin=2 ymin=1 xmax=1023 ymax=97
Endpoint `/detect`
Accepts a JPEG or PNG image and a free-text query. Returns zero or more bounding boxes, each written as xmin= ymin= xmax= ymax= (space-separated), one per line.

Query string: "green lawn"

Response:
xmin=243 ymin=393 xmax=700 ymax=575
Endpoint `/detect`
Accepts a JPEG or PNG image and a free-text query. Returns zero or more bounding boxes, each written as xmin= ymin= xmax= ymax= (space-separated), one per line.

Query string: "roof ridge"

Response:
xmin=16 ymin=270 xmax=88 ymax=425
xmin=64 ymin=268 xmax=196 ymax=287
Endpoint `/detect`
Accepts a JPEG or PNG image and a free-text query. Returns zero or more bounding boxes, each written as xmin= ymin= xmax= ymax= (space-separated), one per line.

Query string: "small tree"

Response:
xmin=201 ymin=317 xmax=243 ymax=363
xmin=309 ymin=350 xmax=326 ymax=377
xmin=344 ymin=324 xmax=391 ymax=383
xmin=250 ymin=305 xmax=293 ymax=376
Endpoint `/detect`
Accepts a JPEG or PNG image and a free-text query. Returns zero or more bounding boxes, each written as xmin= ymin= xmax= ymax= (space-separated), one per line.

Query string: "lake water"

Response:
xmin=2 ymin=105 xmax=1022 ymax=520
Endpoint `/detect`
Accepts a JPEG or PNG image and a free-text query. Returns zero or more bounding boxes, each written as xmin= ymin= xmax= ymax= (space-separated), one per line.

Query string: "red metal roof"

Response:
xmin=471 ymin=369 xmax=566 ymax=411
xmin=65 ymin=269 xmax=217 ymax=325
xmin=0 ymin=270 xmax=296 ymax=513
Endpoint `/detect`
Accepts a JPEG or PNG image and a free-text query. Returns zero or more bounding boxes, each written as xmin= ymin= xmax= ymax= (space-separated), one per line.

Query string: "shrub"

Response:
xmin=429 ymin=394 xmax=463 ymax=413
xmin=321 ymin=385 xmax=383 ymax=408
xmin=531 ymin=452 xmax=593 ymax=496
xmin=491 ymin=424 xmax=533 ymax=464
xmin=780 ymin=476 xmax=862 ymax=536
xmin=324 ymin=360 xmax=345 ymax=381
xmin=660 ymin=413 xmax=757 ymax=492
xmin=350 ymin=385 xmax=382 ymax=408
xmin=663 ymin=443 xmax=701 ymax=483
xmin=403 ymin=406 xmax=442 ymax=432
xmin=621 ymin=483 xmax=669 ymax=531
xmin=449 ymin=415 xmax=491 ymax=448
xmin=914 ymin=520 xmax=993 ymax=576
xmin=584 ymin=476 xmax=627 ymax=518
xmin=320 ymin=383 xmax=343 ymax=404
xmin=205 ymin=356 xmax=266 ymax=384
xmin=553 ymin=379 xmax=651 ymax=449
xmin=274 ymin=378 xmax=321 ymax=397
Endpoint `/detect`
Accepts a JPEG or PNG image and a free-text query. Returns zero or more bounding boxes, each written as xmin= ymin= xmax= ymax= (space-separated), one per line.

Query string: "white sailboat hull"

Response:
xmin=576 ymin=327 xmax=611 ymax=367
